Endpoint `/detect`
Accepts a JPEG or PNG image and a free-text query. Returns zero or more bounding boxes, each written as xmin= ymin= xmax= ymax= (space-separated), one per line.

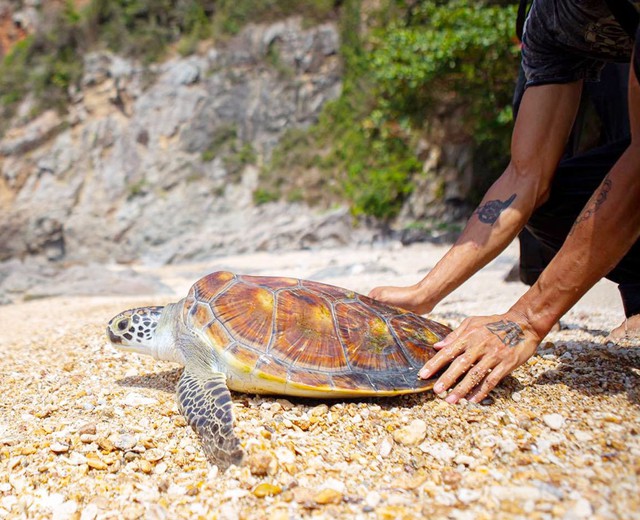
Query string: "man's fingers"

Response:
xmin=431 ymin=347 xmax=479 ymax=395
xmin=467 ymin=364 xmax=510 ymax=403
xmin=445 ymin=361 xmax=494 ymax=404
xmin=419 ymin=339 xmax=467 ymax=380
xmin=368 ymin=287 xmax=383 ymax=299
xmin=433 ymin=323 xmax=466 ymax=349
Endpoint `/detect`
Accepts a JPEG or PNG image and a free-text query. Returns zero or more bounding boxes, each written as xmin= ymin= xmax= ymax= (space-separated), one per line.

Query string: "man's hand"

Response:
xmin=367 ymin=284 xmax=433 ymax=315
xmin=418 ymin=312 xmax=542 ymax=404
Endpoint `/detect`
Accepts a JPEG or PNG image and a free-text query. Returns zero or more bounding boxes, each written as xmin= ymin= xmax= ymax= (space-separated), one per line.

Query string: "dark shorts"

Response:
xmin=521 ymin=0 xmax=638 ymax=86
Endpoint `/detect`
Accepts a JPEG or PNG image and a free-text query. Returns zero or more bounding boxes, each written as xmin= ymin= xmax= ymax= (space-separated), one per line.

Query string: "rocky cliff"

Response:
xmin=0 ymin=17 xmax=359 ymax=271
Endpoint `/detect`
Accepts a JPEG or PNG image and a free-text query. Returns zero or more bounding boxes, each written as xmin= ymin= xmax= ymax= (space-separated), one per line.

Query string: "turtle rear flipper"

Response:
xmin=177 ymin=368 xmax=244 ymax=470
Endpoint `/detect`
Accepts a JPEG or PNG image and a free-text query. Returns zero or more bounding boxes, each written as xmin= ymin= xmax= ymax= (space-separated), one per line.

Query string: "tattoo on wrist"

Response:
xmin=475 ymin=193 xmax=516 ymax=225
xmin=569 ymin=178 xmax=612 ymax=236
xmin=486 ymin=319 xmax=525 ymax=347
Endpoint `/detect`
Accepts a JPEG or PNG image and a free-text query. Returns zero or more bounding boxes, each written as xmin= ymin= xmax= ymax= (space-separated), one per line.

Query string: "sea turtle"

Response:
xmin=107 ymin=271 xmax=451 ymax=469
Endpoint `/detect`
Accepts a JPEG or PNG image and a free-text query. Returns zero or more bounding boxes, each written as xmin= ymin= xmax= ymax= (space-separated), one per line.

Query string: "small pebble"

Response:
xmin=115 ymin=434 xmax=137 ymax=451
xmin=252 ymin=483 xmax=282 ymax=498
xmin=86 ymin=457 xmax=107 ymax=471
xmin=314 ymin=488 xmax=343 ymax=505
xmin=457 ymin=488 xmax=481 ymax=504
xmin=365 ymin=490 xmax=381 ymax=507
xmin=419 ymin=441 xmax=456 ymax=462
xmin=122 ymin=392 xmax=158 ymax=407
xmin=153 ymin=462 xmax=168 ymax=475
xmin=50 ymin=442 xmax=70 ymax=454
xmin=78 ymin=423 xmax=97 ymax=436
xmin=309 ymin=404 xmax=329 ymax=417
xmin=144 ymin=448 xmax=165 ymax=462
xmin=138 ymin=459 xmax=152 ymax=474
xmin=392 ymin=419 xmax=427 ymax=446
xmin=377 ymin=435 xmax=393 ymax=458
xmin=248 ymin=451 xmax=275 ymax=476
xmin=543 ymin=413 xmax=565 ymax=430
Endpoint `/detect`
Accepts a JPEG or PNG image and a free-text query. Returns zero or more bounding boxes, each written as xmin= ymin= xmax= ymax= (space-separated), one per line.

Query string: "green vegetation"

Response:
xmin=0 ymin=2 xmax=85 ymax=130
xmin=262 ymin=0 xmax=519 ymax=220
xmin=0 ymin=0 xmax=520 ymax=222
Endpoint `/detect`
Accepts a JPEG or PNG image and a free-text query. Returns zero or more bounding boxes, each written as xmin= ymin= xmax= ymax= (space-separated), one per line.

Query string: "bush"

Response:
xmin=0 ymin=2 xmax=85 ymax=130
xmin=371 ymin=0 xmax=519 ymax=149
xmin=262 ymin=0 xmax=520 ymax=220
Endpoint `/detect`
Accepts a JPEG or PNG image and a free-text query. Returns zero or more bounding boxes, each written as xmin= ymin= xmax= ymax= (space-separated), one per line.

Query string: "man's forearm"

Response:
xmin=511 ymin=145 xmax=640 ymax=336
xmin=416 ymin=171 xmax=537 ymax=306
xmin=414 ymin=83 xmax=583 ymax=310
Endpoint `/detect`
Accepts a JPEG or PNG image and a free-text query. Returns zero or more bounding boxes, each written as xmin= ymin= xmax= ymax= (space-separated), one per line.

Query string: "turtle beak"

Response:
xmin=107 ymin=326 xmax=122 ymax=345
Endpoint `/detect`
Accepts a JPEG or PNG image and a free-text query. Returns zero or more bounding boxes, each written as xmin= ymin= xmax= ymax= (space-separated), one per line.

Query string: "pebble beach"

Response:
xmin=0 ymin=242 xmax=638 ymax=519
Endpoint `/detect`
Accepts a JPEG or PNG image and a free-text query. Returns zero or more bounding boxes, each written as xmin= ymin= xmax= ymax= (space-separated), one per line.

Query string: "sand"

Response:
xmin=0 ymin=241 xmax=638 ymax=519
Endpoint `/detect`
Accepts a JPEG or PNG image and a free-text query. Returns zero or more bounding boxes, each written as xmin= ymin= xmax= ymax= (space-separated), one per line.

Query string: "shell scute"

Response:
xmin=185 ymin=300 xmax=215 ymax=330
xmin=272 ymin=289 xmax=348 ymax=371
xmin=254 ymin=357 xmax=288 ymax=383
xmin=334 ymin=301 xmax=413 ymax=372
xmin=240 ymin=274 xmax=299 ymax=289
xmin=222 ymin=342 xmax=260 ymax=373
xmin=192 ymin=271 xmax=237 ymax=303
xmin=389 ymin=314 xmax=448 ymax=365
xmin=300 ymin=279 xmax=356 ymax=300
xmin=287 ymin=369 xmax=333 ymax=391
xmin=213 ymin=281 xmax=275 ymax=353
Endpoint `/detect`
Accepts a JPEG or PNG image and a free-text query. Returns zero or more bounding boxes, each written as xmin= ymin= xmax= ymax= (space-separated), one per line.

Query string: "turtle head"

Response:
xmin=107 ymin=304 xmax=184 ymax=363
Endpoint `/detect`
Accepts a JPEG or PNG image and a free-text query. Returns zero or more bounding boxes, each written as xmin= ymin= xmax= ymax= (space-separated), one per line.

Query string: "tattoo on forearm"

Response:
xmin=569 ymin=178 xmax=612 ymax=236
xmin=475 ymin=193 xmax=516 ymax=225
xmin=486 ymin=319 xmax=525 ymax=347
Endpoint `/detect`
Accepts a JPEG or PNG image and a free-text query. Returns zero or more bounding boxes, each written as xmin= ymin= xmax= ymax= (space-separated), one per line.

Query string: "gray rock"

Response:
xmin=0 ymin=17 xmax=350 ymax=301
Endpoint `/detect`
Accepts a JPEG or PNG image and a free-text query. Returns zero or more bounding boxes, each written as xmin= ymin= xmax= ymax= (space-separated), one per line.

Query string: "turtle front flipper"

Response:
xmin=177 ymin=368 xmax=244 ymax=470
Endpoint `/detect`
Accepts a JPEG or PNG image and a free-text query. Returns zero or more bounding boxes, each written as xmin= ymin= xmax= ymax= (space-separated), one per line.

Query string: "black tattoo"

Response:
xmin=569 ymin=178 xmax=612 ymax=236
xmin=486 ymin=320 xmax=525 ymax=347
xmin=475 ymin=193 xmax=516 ymax=225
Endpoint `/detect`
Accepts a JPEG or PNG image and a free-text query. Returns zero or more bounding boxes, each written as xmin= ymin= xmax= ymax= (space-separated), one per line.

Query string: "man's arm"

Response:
xmin=418 ymin=62 xmax=640 ymax=404
xmin=369 ymin=82 xmax=583 ymax=313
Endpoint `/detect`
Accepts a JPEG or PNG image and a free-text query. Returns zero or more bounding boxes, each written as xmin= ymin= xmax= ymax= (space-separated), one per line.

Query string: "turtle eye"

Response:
xmin=117 ymin=319 xmax=129 ymax=331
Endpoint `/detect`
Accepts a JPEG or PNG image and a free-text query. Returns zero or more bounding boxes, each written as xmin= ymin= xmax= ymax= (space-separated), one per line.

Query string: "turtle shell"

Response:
xmin=182 ymin=271 xmax=451 ymax=397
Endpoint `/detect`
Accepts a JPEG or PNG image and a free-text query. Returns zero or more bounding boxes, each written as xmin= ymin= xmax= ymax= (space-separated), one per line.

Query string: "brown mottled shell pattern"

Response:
xmin=182 ymin=271 xmax=451 ymax=395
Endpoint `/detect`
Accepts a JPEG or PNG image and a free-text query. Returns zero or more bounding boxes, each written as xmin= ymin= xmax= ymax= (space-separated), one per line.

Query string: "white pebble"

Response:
xmin=543 ymin=413 xmax=565 ymax=430
xmin=498 ymin=438 xmax=517 ymax=454
xmin=50 ymin=442 xmax=70 ymax=454
xmin=153 ymin=462 xmax=168 ymax=475
xmin=66 ymin=452 xmax=87 ymax=466
xmin=115 ymin=434 xmax=137 ymax=451
xmin=52 ymin=500 xmax=78 ymax=520
xmin=80 ymin=504 xmax=99 ymax=520
xmin=573 ymin=430 xmax=593 ymax=442
xmin=320 ymin=478 xmax=346 ymax=494
xmin=393 ymin=419 xmax=427 ymax=446
xmin=565 ymin=498 xmax=593 ymax=519
xmin=377 ymin=436 xmax=393 ymax=458
xmin=419 ymin=441 xmax=456 ymax=462
xmin=122 ymin=392 xmax=158 ymax=407
xmin=365 ymin=490 xmax=381 ymax=508
xmin=1 ymin=495 xmax=17 ymax=511
xmin=457 ymin=488 xmax=481 ymax=504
